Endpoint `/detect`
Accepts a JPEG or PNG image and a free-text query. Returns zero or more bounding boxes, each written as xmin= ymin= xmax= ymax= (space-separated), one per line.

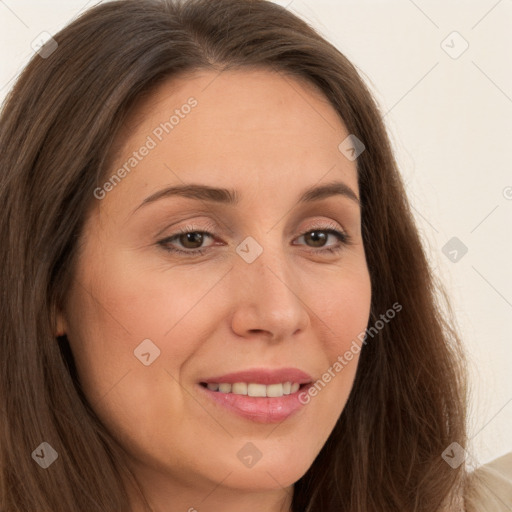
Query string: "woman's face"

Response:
xmin=57 ymin=68 xmax=371 ymax=508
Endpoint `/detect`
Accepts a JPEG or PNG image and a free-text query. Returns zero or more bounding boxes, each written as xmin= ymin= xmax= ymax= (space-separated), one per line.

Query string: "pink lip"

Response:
xmin=198 ymin=367 xmax=314 ymax=423
xmin=200 ymin=367 xmax=314 ymax=385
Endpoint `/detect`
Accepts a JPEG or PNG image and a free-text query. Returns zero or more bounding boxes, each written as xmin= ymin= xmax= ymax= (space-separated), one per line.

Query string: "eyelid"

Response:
xmin=301 ymin=219 xmax=343 ymax=232
xmin=160 ymin=217 xmax=346 ymax=240
xmin=154 ymin=217 xmax=219 ymax=239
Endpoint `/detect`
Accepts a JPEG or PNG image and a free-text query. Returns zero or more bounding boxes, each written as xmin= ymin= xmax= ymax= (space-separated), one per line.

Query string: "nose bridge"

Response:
xmin=231 ymin=234 xmax=309 ymax=338
xmin=237 ymin=232 xmax=291 ymax=296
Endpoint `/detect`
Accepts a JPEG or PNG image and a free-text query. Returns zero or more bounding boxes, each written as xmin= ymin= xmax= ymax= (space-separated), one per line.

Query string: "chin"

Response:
xmin=217 ymin=466 xmax=305 ymax=492
xmin=208 ymin=450 xmax=313 ymax=491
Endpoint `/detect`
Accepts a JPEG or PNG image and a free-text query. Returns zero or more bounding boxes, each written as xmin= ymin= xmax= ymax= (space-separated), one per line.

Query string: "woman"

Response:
xmin=0 ymin=0 xmax=510 ymax=510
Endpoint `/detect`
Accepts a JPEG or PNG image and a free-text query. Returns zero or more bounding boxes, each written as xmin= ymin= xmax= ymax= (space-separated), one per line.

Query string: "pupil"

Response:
xmin=308 ymin=230 xmax=326 ymax=247
xmin=182 ymin=232 xmax=202 ymax=248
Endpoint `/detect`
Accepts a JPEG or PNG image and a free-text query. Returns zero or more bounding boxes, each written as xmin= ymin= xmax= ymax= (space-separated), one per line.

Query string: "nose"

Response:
xmin=230 ymin=246 xmax=310 ymax=342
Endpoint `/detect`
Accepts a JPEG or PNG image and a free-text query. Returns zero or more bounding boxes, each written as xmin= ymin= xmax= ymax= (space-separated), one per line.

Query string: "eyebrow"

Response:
xmin=131 ymin=180 xmax=360 ymax=215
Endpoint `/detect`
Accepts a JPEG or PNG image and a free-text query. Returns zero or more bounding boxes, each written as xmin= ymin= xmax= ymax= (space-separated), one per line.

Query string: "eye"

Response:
xmin=157 ymin=223 xmax=352 ymax=256
xmin=293 ymin=226 xmax=351 ymax=254
xmin=158 ymin=224 xmax=216 ymax=256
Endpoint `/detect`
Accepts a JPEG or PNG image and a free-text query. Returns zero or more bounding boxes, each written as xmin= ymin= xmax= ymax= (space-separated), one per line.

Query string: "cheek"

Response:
xmin=69 ymin=256 xmax=214 ymax=359
xmin=309 ymin=261 xmax=372 ymax=350
xmin=63 ymin=263 xmax=197 ymax=459
xmin=63 ymin=248 xmax=229 ymax=413
xmin=301 ymin=263 xmax=371 ymax=410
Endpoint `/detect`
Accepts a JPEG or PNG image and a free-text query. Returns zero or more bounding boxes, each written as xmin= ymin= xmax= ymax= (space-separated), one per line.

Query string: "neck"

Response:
xmin=123 ymin=461 xmax=294 ymax=512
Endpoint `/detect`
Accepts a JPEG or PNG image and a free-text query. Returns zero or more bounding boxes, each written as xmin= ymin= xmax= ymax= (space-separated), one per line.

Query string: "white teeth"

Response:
xmin=218 ymin=383 xmax=232 ymax=393
xmin=205 ymin=381 xmax=302 ymax=397
xmin=248 ymin=383 xmax=267 ymax=397
xmin=231 ymin=382 xmax=248 ymax=395
xmin=266 ymin=383 xmax=284 ymax=397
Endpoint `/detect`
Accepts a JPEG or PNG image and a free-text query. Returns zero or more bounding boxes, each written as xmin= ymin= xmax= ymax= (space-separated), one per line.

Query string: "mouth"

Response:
xmin=197 ymin=367 xmax=315 ymax=423
xmin=199 ymin=381 xmax=311 ymax=397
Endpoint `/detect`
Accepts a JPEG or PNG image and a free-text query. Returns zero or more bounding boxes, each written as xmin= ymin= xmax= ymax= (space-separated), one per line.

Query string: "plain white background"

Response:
xmin=1 ymin=0 xmax=511 ymax=468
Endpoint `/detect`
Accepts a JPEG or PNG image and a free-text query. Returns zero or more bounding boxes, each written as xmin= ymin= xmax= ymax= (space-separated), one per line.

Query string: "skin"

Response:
xmin=56 ymin=68 xmax=372 ymax=512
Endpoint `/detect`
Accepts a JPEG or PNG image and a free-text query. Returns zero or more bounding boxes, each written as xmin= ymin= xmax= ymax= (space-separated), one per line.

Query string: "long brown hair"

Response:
xmin=0 ymin=0 xmax=468 ymax=510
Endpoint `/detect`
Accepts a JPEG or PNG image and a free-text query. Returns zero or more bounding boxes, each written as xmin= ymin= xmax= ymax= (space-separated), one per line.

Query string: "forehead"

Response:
xmin=103 ymin=68 xmax=358 ymax=213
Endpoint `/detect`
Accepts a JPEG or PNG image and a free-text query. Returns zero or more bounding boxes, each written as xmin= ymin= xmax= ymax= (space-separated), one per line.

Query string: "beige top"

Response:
xmin=465 ymin=451 xmax=512 ymax=511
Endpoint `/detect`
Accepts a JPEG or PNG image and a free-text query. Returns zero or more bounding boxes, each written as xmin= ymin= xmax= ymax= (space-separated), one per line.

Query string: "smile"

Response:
xmin=200 ymin=381 xmax=302 ymax=397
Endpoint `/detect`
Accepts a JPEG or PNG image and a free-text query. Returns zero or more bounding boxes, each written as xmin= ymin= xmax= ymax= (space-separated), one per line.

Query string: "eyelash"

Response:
xmin=158 ymin=222 xmax=352 ymax=257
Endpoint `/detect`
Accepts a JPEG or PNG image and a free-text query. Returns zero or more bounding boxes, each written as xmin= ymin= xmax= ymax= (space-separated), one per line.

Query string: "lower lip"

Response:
xmin=198 ymin=383 xmax=313 ymax=423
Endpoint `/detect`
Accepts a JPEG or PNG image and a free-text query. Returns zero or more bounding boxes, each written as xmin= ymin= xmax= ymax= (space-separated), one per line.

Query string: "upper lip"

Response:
xmin=200 ymin=367 xmax=314 ymax=385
